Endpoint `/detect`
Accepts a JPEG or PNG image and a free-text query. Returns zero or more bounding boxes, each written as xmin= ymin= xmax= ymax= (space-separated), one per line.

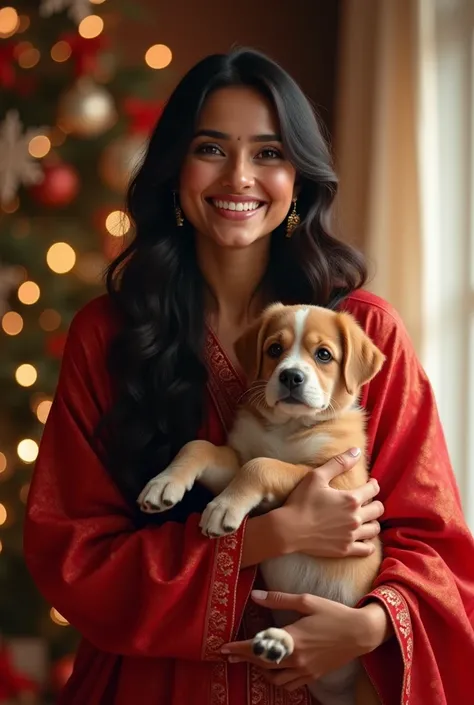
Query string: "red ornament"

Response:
xmin=50 ymin=654 xmax=75 ymax=694
xmin=45 ymin=332 xmax=68 ymax=359
xmin=30 ymin=163 xmax=80 ymax=208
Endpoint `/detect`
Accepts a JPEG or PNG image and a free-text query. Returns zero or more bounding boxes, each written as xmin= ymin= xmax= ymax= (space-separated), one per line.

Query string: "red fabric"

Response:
xmin=0 ymin=644 xmax=38 ymax=700
xmin=24 ymin=291 xmax=474 ymax=704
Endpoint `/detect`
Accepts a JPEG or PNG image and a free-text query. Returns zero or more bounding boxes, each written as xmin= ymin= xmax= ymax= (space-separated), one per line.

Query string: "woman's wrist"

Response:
xmin=240 ymin=508 xmax=290 ymax=568
xmin=355 ymin=601 xmax=394 ymax=653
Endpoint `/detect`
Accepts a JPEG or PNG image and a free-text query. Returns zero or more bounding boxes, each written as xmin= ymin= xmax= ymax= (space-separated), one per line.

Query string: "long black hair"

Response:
xmin=103 ymin=47 xmax=367 ymax=516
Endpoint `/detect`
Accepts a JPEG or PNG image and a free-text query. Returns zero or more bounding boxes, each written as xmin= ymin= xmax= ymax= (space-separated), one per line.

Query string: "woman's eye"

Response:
xmin=315 ymin=348 xmax=332 ymax=363
xmin=267 ymin=342 xmax=283 ymax=359
xmin=195 ymin=143 xmax=223 ymax=156
xmin=257 ymin=147 xmax=282 ymax=160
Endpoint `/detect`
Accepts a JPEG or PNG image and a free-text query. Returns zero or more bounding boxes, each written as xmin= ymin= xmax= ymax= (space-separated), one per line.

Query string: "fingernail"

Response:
xmin=348 ymin=447 xmax=361 ymax=457
xmin=251 ymin=590 xmax=268 ymax=600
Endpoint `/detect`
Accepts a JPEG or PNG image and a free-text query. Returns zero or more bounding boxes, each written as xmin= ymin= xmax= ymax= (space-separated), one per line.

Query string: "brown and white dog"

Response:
xmin=138 ymin=303 xmax=385 ymax=705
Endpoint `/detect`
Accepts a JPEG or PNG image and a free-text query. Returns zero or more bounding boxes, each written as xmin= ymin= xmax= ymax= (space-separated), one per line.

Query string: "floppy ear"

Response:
xmin=234 ymin=303 xmax=284 ymax=382
xmin=337 ymin=312 xmax=386 ymax=394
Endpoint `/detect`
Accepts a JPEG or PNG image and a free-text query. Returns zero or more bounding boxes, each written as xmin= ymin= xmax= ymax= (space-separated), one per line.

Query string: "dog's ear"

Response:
xmin=234 ymin=303 xmax=284 ymax=382
xmin=336 ymin=312 xmax=385 ymax=394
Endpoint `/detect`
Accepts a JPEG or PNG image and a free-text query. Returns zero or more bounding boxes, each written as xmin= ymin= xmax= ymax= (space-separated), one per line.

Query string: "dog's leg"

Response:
xmin=137 ymin=441 xmax=239 ymax=513
xmin=200 ymin=457 xmax=311 ymax=537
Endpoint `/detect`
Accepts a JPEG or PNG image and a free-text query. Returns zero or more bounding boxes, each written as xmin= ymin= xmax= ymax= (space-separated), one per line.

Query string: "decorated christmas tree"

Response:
xmin=0 ymin=1 xmax=169 ymax=699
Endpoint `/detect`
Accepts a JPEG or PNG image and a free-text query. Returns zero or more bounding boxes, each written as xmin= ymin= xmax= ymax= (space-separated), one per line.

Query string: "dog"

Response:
xmin=138 ymin=303 xmax=385 ymax=705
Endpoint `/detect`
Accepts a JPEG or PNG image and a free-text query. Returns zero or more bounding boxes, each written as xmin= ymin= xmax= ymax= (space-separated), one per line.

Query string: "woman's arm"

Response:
xmin=24 ymin=301 xmax=255 ymax=662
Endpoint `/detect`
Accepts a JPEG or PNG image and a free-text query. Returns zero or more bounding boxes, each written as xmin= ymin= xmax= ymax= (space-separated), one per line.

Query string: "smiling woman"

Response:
xmin=23 ymin=47 xmax=474 ymax=705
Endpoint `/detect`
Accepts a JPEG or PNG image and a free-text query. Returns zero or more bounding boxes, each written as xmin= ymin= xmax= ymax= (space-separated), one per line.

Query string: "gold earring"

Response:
xmin=173 ymin=191 xmax=184 ymax=227
xmin=285 ymin=199 xmax=300 ymax=238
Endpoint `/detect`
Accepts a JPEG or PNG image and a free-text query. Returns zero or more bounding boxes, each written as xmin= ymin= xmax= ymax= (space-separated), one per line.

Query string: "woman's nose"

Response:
xmin=221 ymin=155 xmax=255 ymax=190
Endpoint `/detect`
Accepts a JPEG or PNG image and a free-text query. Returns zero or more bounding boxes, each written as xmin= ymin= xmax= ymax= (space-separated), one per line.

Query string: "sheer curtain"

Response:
xmin=335 ymin=0 xmax=474 ymax=528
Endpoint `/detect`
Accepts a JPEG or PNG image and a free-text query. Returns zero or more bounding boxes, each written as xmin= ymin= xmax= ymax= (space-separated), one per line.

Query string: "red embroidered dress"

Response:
xmin=24 ymin=290 xmax=474 ymax=704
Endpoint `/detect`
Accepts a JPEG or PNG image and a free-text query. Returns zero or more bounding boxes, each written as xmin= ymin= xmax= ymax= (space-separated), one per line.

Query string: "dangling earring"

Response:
xmin=285 ymin=198 xmax=300 ymax=238
xmin=173 ymin=191 xmax=184 ymax=227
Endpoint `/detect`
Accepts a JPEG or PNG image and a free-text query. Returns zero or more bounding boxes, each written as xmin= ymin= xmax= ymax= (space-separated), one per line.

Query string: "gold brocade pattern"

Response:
xmin=203 ymin=330 xmax=310 ymax=705
xmin=372 ymin=586 xmax=413 ymax=704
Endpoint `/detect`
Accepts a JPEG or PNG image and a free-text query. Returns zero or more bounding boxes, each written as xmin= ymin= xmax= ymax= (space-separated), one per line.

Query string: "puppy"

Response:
xmin=138 ymin=303 xmax=385 ymax=705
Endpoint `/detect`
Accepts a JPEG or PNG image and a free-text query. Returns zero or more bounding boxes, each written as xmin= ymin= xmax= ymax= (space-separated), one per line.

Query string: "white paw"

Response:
xmin=252 ymin=628 xmax=294 ymax=664
xmin=199 ymin=497 xmax=247 ymax=537
xmin=137 ymin=474 xmax=187 ymax=513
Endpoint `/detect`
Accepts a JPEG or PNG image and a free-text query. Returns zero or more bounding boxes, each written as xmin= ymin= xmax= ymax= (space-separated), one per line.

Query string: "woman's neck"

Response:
xmin=196 ymin=234 xmax=272 ymax=329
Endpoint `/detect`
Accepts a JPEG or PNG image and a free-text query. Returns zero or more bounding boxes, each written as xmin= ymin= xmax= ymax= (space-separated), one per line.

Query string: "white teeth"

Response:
xmin=212 ymin=199 xmax=261 ymax=212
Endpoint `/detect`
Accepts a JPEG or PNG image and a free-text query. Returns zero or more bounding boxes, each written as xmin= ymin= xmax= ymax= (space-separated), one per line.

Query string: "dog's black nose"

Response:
xmin=279 ymin=368 xmax=305 ymax=389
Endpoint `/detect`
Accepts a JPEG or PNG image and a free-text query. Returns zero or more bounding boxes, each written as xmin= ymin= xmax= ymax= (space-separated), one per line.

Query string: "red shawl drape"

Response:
xmin=24 ymin=290 xmax=474 ymax=705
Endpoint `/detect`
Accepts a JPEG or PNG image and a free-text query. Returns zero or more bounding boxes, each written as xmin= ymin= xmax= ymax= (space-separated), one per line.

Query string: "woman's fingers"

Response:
xmin=315 ymin=448 xmax=362 ymax=486
xmin=353 ymin=520 xmax=381 ymax=542
xmin=349 ymin=477 xmax=380 ymax=506
xmin=359 ymin=498 xmax=384 ymax=523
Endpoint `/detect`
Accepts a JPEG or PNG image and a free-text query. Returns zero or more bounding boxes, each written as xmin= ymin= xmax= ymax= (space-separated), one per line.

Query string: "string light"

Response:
xmin=145 ymin=44 xmax=172 ymax=69
xmin=0 ymin=7 xmax=19 ymax=38
xmin=18 ymin=280 xmax=40 ymax=305
xmin=19 ymin=483 xmax=30 ymax=504
xmin=50 ymin=608 xmax=69 ymax=626
xmin=0 ymin=453 xmax=6 ymax=474
xmin=0 ymin=540 xmax=3 ymax=554
xmin=2 ymin=311 xmax=23 ymax=336
xmin=28 ymin=135 xmax=51 ymax=159
xmin=17 ymin=439 xmax=39 ymax=463
xmin=17 ymin=14 xmax=30 ymax=32
xmin=105 ymin=210 xmax=131 ymax=237
xmin=2 ymin=196 xmax=19 ymax=214
xmin=51 ymin=40 xmax=72 ymax=63
xmin=39 ymin=309 xmax=61 ymax=331
xmin=17 ymin=45 xmax=40 ymax=69
xmin=15 ymin=363 xmax=37 ymax=387
xmin=46 ymin=242 xmax=76 ymax=274
xmin=36 ymin=399 xmax=52 ymax=424
xmin=78 ymin=15 xmax=104 ymax=39
xmin=0 ymin=505 xmax=7 ymax=526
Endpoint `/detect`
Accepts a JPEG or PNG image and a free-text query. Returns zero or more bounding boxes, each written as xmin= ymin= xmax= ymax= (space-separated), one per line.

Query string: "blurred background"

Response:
xmin=0 ymin=0 xmax=472 ymax=702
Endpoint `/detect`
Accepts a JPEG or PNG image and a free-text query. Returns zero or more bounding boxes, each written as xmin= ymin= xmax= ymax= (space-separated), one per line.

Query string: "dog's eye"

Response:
xmin=315 ymin=348 xmax=332 ymax=363
xmin=267 ymin=343 xmax=283 ymax=359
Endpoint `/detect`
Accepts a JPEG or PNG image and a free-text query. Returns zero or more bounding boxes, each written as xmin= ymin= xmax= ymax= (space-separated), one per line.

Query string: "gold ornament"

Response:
xmin=99 ymin=134 xmax=147 ymax=193
xmin=173 ymin=191 xmax=184 ymax=227
xmin=58 ymin=78 xmax=117 ymax=138
xmin=285 ymin=199 xmax=300 ymax=238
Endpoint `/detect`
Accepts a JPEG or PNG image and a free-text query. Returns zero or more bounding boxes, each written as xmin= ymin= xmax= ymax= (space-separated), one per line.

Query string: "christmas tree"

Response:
xmin=0 ymin=1 xmax=169 ymax=699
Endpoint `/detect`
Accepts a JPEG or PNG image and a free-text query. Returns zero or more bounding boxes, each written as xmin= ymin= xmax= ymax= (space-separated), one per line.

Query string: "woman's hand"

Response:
xmin=222 ymin=590 xmax=391 ymax=692
xmin=276 ymin=448 xmax=383 ymax=559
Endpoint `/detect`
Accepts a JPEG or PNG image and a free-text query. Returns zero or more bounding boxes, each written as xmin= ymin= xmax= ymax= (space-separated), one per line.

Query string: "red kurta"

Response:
xmin=24 ymin=290 xmax=474 ymax=705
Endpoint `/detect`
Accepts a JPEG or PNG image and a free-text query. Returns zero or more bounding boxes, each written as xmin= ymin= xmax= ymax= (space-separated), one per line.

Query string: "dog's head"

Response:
xmin=235 ymin=303 xmax=385 ymax=422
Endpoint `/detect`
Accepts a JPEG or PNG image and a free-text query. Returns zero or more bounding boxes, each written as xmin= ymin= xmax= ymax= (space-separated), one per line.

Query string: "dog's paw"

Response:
xmin=199 ymin=497 xmax=246 ymax=537
xmin=252 ymin=628 xmax=294 ymax=664
xmin=137 ymin=474 xmax=187 ymax=513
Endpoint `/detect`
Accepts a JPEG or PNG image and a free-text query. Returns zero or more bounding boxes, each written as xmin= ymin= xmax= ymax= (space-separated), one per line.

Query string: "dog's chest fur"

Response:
xmin=229 ymin=410 xmax=331 ymax=465
xmin=228 ymin=408 xmax=357 ymax=609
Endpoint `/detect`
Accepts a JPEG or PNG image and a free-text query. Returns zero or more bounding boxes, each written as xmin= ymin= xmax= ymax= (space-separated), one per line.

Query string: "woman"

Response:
xmin=24 ymin=48 xmax=474 ymax=705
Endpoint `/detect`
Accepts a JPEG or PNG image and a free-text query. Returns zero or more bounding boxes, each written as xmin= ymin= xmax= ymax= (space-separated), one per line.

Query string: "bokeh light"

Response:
xmin=18 ymin=280 xmax=40 ymax=305
xmin=78 ymin=15 xmax=103 ymax=39
xmin=51 ymin=40 xmax=72 ymax=63
xmin=36 ymin=399 xmax=52 ymax=424
xmin=17 ymin=439 xmax=39 ymax=463
xmin=28 ymin=135 xmax=51 ymax=158
xmin=0 ymin=7 xmax=19 ymax=37
xmin=39 ymin=309 xmax=61 ymax=331
xmin=17 ymin=45 xmax=40 ymax=69
xmin=15 ymin=363 xmax=37 ymax=387
xmin=145 ymin=44 xmax=172 ymax=69
xmin=0 ymin=505 xmax=7 ymax=526
xmin=50 ymin=608 xmax=69 ymax=626
xmin=46 ymin=242 xmax=76 ymax=274
xmin=105 ymin=210 xmax=131 ymax=237
xmin=2 ymin=311 xmax=23 ymax=336
xmin=0 ymin=453 xmax=6 ymax=474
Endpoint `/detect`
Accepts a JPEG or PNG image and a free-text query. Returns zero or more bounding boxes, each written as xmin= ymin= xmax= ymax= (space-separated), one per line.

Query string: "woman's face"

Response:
xmin=179 ymin=86 xmax=297 ymax=249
